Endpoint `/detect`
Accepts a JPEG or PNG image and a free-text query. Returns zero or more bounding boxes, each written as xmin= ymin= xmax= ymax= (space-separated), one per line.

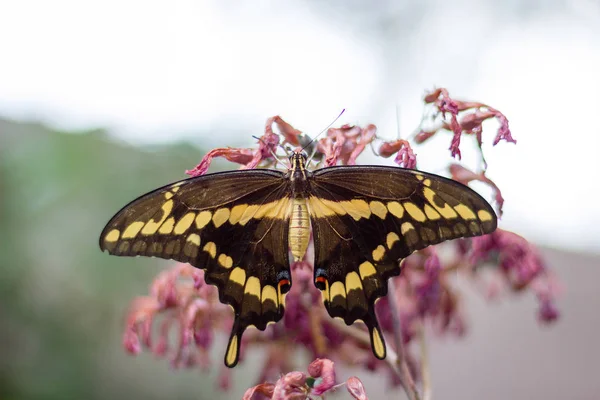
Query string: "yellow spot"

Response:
xmin=141 ymin=200 xmax=174 ymax=235
xmin=230 ymin=267 xmax=246 ymax=285
xmin=212 ymin=208 xmax=230 ymax=227
xmin=424 ymin=204 xmax=441 ymax=220
xmin=195 ymin=210 xmax=212 ymax=229
xmin=308 ymin=197 xmax=349 ymax=218
xmin=401 ymin=222 xmax=415 ymax=234
xmin=372 ymin=245 xmax=385 ymax=262
xmin=203 ymin=241 xmax=217 ymax=258
xmin=244 ymin=276 xmax=261 ymax=298
xmin=158 ymin=217 xmax=175 ymax=234
xmin=404 ymin=202 xmax=427 ymax=222
xmin=105 ymin=229 xmax=120 ymax=242
xmin=225 ymin=335 xmax=238 ymax=367
xmin=345 ymin=272 xmax=362 ymax=292
xmin=218 ymin=253 xmax=233 ymax=269
xmin=256 ymin=198 xmax=290 ymax=220
xmin=359 ymin=261 xmax=377 ymax=279
xmin=454 ymin=204 xmax=477 ymax=220
xmin=239 ymin=204 xmax=259 ymax=225
xmin=229 ymin=204 xmax=247 ymax=225
xmin=122 ymin=221 xmax=144 ymax=239
xmin=387 ymin=201 xmax=404 ymax=218
xmin=186 ymin=233 xmax=200 ymax=246
xmin=347 ymin=199 xmax=371 ymax=220
xmin=174 ymin=212 xmax=196 ymax=234
xmin=423 ymin=179 xmax=431 ymax=187
xmin=478 ymin=209 xmax=493 ymax=222
xmin=371 ymin=328 xmax=386 ymax=359
xmin=369 ymin=201 xmax=388 ymax=219
xmin=171 ymin=181 xmax=183 ymax=191
xmin=330 ymin=281 xmax=346 ymax=301
xmin=261 ymin=285 xmax=278 ymax=307
xmin=416 ymin=174 xmax=424 ymax=181
xmin=386 ymin=232 xmax=400 ymax=249
xmin=164 ymin=191 xmax=174 ymax=200
xmin=423 ymin=187 xmax=457 ymax=219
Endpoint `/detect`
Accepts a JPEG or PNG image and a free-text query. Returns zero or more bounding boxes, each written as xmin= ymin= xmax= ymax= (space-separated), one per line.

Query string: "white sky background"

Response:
xmin=1 ymin=0 xmax=599 ymax=254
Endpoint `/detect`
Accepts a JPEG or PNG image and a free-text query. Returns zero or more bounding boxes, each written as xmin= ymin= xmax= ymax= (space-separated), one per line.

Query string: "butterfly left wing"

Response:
xmin=99 ymin=170 xmax=293 ymax=367
xmin=307 ymin=166 xmax=497 ymax=360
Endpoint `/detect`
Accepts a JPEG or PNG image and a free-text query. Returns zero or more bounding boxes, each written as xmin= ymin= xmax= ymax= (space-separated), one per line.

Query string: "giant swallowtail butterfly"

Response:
xmin=100 ymin=151 xmax=497 ymax=367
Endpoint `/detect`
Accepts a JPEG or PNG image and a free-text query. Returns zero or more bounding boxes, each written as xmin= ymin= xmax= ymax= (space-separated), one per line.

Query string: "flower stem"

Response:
xmin=418 ymin=323 xmax=432 ymax=400
xmin=387 ymin=278 xmax=421 ymax=400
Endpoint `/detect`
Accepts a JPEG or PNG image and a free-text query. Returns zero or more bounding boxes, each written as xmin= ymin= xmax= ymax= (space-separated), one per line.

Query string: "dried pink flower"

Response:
xmin=116 ymin=90 xmax=559 ymax=400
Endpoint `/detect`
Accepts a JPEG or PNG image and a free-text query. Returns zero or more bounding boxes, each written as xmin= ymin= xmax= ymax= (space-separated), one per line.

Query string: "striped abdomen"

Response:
xmin=289 ymin=198 xmax=310 ymax=261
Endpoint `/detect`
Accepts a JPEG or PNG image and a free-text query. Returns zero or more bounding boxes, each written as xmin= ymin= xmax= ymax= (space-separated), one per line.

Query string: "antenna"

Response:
xmin=302 ymin=109 xmax=346 ymax=153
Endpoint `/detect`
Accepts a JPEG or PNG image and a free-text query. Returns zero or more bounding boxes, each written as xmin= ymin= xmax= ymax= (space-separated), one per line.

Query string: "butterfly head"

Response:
xmin=288 ymin=151 xmax=309 ymax=181
xmin=288 ymin=151 xmax=308 ymax=170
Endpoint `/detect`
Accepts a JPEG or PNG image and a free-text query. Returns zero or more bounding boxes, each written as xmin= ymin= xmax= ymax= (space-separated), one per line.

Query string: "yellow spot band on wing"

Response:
xmin=229 ymin=204 xmax=247 ymax=225
xmin=105 ymin=229 xmax=120 ymax=242
xmin=261 ymin=285 xmax=278 ymax=307
xmin=345 ymin=272 xmax=362 ymax=292
xmin=186 ymin=233 xmax=200 ymax=246
xmin=330 ymin=281 xmax=346 ymax=301
xmin=203 ymin=241 xmax=217 ymax=258
xmin=423 ymin=187 xmax=457 ymax=219
xmin=174 ymin=212 xmax=196 ymax=234
xmin=244 ymin=276 xmax=261 ymax=298
xmin=359 ymin=261 xmax=377 ymax=279
xmin=477 ymin=209 xmax=493 ymax=222
xmin=344 ymin=199 xmax=371 ymax=221
xmin=239 ymin=204 xmax=259 ymax=225
xmin=401 ymin=222 xmax=415 ymax=234
xmin=212 ymin=208 xmax=230 ymax=227
xmin=195 ymin=210 xmax=212 ymax=229
xmin=387 ymin=201 xmax=404 ymax=218
xmin=404 ymin=202 xmax=427 ymax=222
xmin=369 ymin=201 xmax=388 ymax=219
xmin=122 ymin=221 xmax=144 ymax=239
xmin=386 ymin=232 xmax=400 ymax=249
xmin=158 ymin=217 xmax=175 ymax=234
xmin=218 ymin=253 xmax=233 ymax=269
xmin=454 ymin=204 xmax=477 ymax=220
xmin=141 ymin=200 xmax=174 ymax=235
xmin=372 ymin=245 xmax=385 ymax=262
xmin=230 ymin=267 xmax=246 ymax=285
xmin=424 ymin=204 xmax=441 ymax=220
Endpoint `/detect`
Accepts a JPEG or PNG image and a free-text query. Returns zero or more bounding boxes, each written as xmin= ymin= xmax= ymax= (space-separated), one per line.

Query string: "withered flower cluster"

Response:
xmin=121 ymin=89 xmax=559 ymax=400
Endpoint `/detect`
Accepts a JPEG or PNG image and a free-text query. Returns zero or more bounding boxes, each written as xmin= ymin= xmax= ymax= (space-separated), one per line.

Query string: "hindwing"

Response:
xmin=307 ymin=166 xmax=497 ymax=359
xmin=99 ymin=170 xmax=293 ymax=367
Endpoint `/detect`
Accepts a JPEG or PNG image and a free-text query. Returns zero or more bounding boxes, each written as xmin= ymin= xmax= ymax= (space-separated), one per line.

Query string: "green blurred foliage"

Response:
xmin=0 ymin=119 xmax=240 ymax=399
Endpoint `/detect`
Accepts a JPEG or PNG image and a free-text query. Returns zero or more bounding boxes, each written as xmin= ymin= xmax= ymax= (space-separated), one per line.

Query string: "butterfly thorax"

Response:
xmin=287 ymin=152 xmax=312 ymax=261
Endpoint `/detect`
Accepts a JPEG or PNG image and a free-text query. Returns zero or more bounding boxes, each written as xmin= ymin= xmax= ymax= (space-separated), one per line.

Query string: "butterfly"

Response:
xmin=100 ymin=151 xmax=497 ymax=367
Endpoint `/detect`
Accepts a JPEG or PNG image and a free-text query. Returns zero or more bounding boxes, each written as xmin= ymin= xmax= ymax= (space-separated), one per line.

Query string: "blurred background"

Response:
xmin=1 ymin=0 xmax=599 ymax=399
